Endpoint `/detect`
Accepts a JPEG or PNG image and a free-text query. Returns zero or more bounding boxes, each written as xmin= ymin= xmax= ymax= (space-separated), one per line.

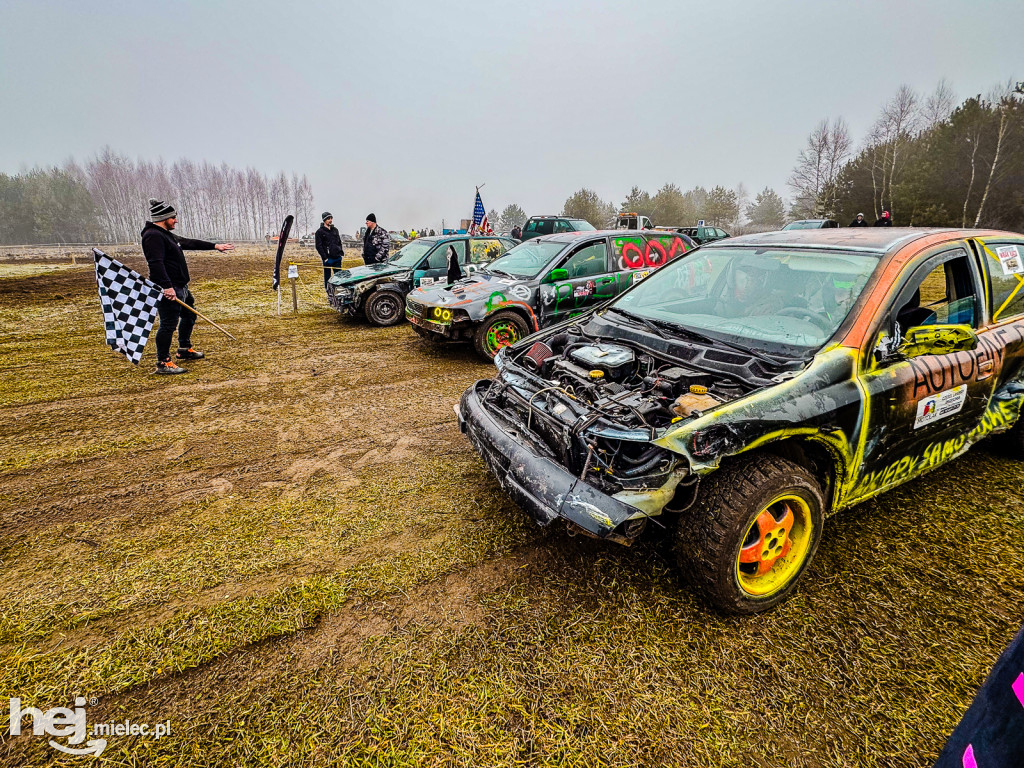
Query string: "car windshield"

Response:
xmin=571 ymin=220 xmax=596 ymax=231
xmin=611 ymin=247 xmax=879 ymax=355
xmin=482 ymin=240 xmax=567 ymax=278
xmin=389 ymin=240 xmax=435 ymax=267
xmin=783 ymin=221 xmax=822 ymax=230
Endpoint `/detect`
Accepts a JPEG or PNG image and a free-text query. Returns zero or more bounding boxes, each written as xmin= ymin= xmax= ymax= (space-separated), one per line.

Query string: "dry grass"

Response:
xmin=0 ymin=246 xmax=1022 ymax=767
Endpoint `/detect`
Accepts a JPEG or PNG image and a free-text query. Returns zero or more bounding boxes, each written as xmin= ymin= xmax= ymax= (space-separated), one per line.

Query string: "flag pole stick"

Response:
xmin=171 ymin=298 xmax=237 ymax=340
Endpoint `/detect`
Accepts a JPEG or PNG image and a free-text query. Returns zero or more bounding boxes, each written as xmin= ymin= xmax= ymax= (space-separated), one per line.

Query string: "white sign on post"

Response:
xmin=287 ymin=264 xmax=299 ymax=279
xmin=697 ymin=220 xmax=705 ymax=226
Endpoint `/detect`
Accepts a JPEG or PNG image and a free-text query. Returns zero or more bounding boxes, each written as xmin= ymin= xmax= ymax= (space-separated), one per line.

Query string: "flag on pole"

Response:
xmin=470 ymin=189 xmax=487 ymax=235
xmin=93 ymin=248 xmax=163 ymax=365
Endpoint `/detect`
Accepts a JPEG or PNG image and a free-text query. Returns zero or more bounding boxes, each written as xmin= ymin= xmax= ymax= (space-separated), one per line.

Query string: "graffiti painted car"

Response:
xmin=327 ymin=235 xmax=515 ymax=326
xmin=406 ymin=230 xmax=695 ymax=358
xmin=457 ymin=228 xmax=1024 ymax=613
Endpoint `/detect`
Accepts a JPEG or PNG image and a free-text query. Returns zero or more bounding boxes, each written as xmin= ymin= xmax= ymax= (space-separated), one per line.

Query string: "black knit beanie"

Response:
xmin=322 ymin=211 xmax=333 ymax=222
xmin=149 ymin=198 xmax=176 ymax=222
xmin=366 ymin=213 xmax=376 ymax=223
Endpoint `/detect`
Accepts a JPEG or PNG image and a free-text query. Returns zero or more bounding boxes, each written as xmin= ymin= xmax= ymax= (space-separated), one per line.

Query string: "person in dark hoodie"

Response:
xmin=362 ymin=213 xmax=390 ymax=265
xmin=141 ymin=198 xmax=234 ymax=375
xmin=849 ymin=212 xmax=869 ymax=227
xmin=314 ymin=212 xmax=344 ymax=293
xmin=874 ymin=210 xmax=893 ymax=226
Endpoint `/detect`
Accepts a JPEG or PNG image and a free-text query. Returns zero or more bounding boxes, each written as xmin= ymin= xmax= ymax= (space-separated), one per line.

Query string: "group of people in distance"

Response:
xmin=850 ymin=210 xmax=893 ymax=227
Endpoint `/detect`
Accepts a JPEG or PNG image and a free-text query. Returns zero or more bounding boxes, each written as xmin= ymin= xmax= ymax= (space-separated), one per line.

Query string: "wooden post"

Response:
xmin=288 ymin=263 xmax=299 ymax=314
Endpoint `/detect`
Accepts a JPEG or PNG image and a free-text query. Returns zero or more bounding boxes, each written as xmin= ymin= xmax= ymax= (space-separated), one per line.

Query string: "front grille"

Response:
xmin=407 ymin=298 xmax=426 ymax=317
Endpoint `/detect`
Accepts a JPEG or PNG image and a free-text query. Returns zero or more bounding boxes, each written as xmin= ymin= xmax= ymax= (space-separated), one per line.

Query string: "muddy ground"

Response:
xmin=1 ymin=245 xmax=1022 ymax=767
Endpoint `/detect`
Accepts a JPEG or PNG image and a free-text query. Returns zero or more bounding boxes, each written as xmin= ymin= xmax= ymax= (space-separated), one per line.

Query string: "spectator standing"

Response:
xmin=849 ymin=213 xmax=869 ymax=227
xmin=511 ymin=224 xmax=523 ymax=239
xmin=874 ymin=210 xmax=893 ymax=227
xmin=362 ymin=214 xmax=390 ymax=265
xmin=141 ymin=198 xmax=234 ymax=375
xmin=314 ymin=212 xmax=344 ymax=294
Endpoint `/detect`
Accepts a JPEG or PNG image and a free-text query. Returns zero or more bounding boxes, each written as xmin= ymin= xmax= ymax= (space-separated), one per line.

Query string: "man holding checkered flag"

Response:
xmin=142 ymin=198 xmax=234 ymax=374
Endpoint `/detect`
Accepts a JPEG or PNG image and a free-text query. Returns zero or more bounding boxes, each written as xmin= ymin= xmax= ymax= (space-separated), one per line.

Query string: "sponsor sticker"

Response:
xmin=419 ymin=277 xmax=435 ymax=286
xmin=509 ymin=284 xmax=531 ymax=300
xmin=914 ymin=384 xmax=967 ymax=429
xmin=996 ymin=245 xmax=1024 ymax=276
xmin=633 ymin=270 xmax=651 ymax=283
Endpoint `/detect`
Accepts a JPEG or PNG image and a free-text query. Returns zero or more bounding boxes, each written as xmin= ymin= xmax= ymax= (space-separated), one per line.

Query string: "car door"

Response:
xmin=851 ymin=245 xmax=996 ymax=499
xmin=967 ymin=236 xmax=1024 ymax=431
xmin=413 ymin=240 xmax=466 ymax=288
xmin=540 ymin=238 xmax=612 ymax=325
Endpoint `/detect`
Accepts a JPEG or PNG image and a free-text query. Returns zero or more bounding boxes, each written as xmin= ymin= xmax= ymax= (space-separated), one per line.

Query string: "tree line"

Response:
xmin=555 ymin=183 xmax=787 ymax=233
xmin=789 ymin=77 xmax=1023 ymax=230
xmin=0 ymin=147 xmax=317 ymax=245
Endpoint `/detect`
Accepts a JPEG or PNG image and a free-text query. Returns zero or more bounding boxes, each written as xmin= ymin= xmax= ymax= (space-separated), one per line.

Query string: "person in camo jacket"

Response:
xmin=141 ymin=198 xmax=234 ymax=375
xmin=362 ymin=213 xmax=390 ymax=265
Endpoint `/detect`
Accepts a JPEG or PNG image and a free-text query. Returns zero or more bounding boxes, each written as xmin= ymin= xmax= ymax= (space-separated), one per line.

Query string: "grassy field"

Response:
xmin=1 ymin=246 xmax=1022 ymax=767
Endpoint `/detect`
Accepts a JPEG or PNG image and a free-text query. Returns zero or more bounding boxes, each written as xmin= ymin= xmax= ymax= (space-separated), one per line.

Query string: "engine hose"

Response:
xmin=619 ymin=451 xmax=668 ymax=478
xmin=618 ymin=445 xmax=663 ymax=465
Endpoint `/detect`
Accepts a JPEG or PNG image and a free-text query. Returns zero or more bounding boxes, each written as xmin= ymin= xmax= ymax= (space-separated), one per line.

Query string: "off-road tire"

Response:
xmin=365 ymin=290 xmax=405 ymax=327
xmin=674 ymin=453 xmax=825 ymax=614
xmin=1007 ymin=416 xmax=1024 ymax=456
xmin=474 ymin=311 xmax=529 ymax=360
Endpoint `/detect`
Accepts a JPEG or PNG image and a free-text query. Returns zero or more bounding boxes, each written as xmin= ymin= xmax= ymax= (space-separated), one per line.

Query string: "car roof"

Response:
xmin=703 ymin=227 xmax=967 ymax=254
xmin=529 ymin=229 xmax=685 ymax=244
xmin=407 ymin=235 xmax=511 ymax=245
xmin=526 ymin=215 xmax=587 ymax=221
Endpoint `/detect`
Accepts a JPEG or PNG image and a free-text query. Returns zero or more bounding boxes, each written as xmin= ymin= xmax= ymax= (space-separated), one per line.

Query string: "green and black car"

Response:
xmin=327 ymin=235 xmax=516 ymax=326
xmin=406 ymin=230 xmax=695 ymax=358
xmin=457 ymin=228 xmax=1024 ymax=613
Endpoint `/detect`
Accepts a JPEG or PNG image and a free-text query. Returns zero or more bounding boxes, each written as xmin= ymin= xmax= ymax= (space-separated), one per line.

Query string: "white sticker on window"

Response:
xmin=996 ymin=245 xmax=1024 ymax=276
xmin=914 ymin=385 xmax=967 ymax=429
xmin=420 ymin=277 xmax=435 ymax=286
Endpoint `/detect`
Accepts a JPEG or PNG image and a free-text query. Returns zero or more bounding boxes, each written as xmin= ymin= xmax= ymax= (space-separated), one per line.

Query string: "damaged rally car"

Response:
xmin=327 ymin=235 xmax=516 ymax=326
xmin=458 ymin=228 xmax=1024 ymax=613
xmin=406 ymin=230 xmax=695 ymax=358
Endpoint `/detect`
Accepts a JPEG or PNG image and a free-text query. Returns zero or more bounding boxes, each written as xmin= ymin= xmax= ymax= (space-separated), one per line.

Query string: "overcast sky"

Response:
xmin=1 ymin=0 xmax=1020 ymax=235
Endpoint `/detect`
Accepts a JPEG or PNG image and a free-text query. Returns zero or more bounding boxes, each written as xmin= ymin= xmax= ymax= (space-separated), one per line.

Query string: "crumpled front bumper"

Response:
xmin=457 ymin=380 xmax=647 ymax=539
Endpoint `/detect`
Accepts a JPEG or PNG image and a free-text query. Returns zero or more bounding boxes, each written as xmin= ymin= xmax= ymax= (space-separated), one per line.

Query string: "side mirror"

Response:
xmin=898 ymin=324 xmax=979 ymax=358
xmin=548 ymin=268 xmax=569 ymax=283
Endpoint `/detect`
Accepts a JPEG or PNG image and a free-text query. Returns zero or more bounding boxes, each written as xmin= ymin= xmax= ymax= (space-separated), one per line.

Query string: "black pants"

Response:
xmin=322 ymin=257 xmax=341 ymax=292
xmin=155 ymin=286 xmax=196 ymax=362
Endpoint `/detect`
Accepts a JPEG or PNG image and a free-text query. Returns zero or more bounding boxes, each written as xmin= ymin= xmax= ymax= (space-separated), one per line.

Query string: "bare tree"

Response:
xmin=865 ymin=85 xmax=919 ymax=217
xmin=922 ymin=78 xmax=956 ymax=130
xmin=788 ymin=118 xmax=851 ymax=218
xmin=973 ymin=80 xmax=1021 ymax=226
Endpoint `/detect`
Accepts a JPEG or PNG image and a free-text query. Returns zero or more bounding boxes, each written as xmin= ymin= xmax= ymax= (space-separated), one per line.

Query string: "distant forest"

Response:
xmin=2 ymin=78 xmax=1020 ymax=245
xmin=0 ymin=148 xmax=316 ymax=245
xmin=559 ymin=78 xmax=1022 ymax=234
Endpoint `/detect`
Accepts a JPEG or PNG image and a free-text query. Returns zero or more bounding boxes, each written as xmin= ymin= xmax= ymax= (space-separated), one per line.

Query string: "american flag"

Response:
xmin=470 ymin=189 xmax=487 ymax=235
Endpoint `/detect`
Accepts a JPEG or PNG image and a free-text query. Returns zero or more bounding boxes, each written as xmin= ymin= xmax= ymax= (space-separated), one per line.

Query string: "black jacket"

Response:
xmin=141 ymin=222 xmax=216 ymax=288
xmin=315 ymin=224 xmax=344 ymax=261
xmin=849 ymin=218 xmax=869 ymax=227
xmin=874 ymin=217 xmax=892 ymax=227
xmin=362 ymin=224 xmax=390 ymax=264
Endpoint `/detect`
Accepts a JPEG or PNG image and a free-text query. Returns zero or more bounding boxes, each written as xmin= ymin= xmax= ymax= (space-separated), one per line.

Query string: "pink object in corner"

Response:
xmin=1012 ymin=672 xmax=1024 ymax=709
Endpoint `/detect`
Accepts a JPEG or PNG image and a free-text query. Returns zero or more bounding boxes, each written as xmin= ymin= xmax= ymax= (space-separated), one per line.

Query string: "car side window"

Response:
xmin=427 ymin=240 xmax=465 ymax=270
xmin=560 ymin=241 xmax=609 ymax=278
xmin=469 ymin=238 xmax=503 ymax=265
xmin=890 ymin=252 xmax=979 ymax=336
xmin=553 ymin=220 xmax=573 ymax=233
xmin=982 ymin=242 xmax=1024 ymax=322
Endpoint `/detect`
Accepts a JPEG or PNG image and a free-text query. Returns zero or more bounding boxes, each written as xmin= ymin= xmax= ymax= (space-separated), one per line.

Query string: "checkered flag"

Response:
xmin=93 ymin=248 xmax=163 ymax=365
